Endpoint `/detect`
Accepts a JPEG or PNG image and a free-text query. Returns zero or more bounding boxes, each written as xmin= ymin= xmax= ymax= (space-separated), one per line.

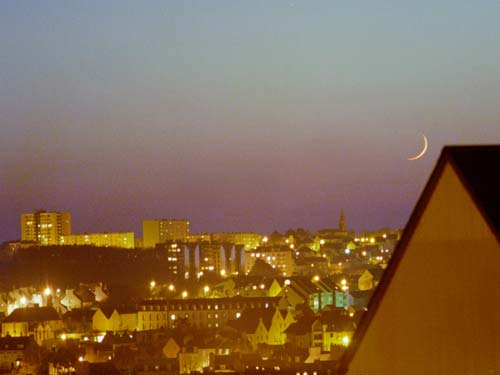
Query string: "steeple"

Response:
xmin=339 ymin=209 xmax=346 ymax=232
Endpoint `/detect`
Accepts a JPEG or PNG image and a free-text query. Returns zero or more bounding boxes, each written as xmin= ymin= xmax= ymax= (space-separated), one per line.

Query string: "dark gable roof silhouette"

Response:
xmin=448 ymin=146 xmax=500 ymax=234
xmin=228 ymin=307 xmax=276 ymax=332
xmin=337 ymin=145 xmax=500 ymax=374
xmin=4 ymin=306 xmax=60 ymax=323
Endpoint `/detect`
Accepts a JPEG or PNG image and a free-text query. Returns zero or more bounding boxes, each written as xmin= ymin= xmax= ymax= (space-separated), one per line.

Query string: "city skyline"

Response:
xmin=2 ymin=1 xmax=500 ymax=242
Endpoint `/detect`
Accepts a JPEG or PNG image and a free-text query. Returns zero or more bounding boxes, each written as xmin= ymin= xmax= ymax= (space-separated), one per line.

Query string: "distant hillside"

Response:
xmin=3 ymin=245 xmax=176 ymax=289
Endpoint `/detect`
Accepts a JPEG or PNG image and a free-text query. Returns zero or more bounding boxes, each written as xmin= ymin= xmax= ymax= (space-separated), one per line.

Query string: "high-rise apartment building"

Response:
xmin=158 ymin=242 xmax=246 ymax=278
xmin=142 ymin=219 xmax=190 ymax=248
xmin=20 ymin=210 xmax=71 ymax=245
xmin=246 ymin=247 xmax=296 ymax=276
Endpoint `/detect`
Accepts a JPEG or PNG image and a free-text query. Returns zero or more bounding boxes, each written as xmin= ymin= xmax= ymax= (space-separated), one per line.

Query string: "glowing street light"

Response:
xmin=44 ymin=287 xmax=51 ymax=296
xmin=168 ymin=284 xmax=175 ymax=292
xmin=150 ymin=280 xmax=156 ymax=288
xmin=181 ymin=290 xmax=188 ymax=299
xmin=204 ymin=285 xmax=210 ymax=294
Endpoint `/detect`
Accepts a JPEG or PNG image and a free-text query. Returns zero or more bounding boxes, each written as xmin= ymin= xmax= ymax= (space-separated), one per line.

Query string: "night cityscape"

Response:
xmin=2 ymin=207 xmax=401 ymax=374
xmin=1 ymin=2 xmax=500 ymax=375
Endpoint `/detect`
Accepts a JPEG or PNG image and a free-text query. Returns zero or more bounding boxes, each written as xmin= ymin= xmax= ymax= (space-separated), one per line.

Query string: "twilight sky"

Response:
xmin=1 ymin=1 xmax=500 ymax=241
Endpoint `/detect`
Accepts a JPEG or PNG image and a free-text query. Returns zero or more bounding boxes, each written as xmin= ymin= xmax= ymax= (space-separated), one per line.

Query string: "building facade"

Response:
xmin=143 ymin=219 xmax=190 ymax=248
xmin=137 ymin=296 xmax=281 ymax=331
xmin=246 ymin=247 xmax=296 ymax=276
xmin=160 ymin=242 xmax=247 ymax=278
xmin=20 ymin=210 xmax=71 ymax=245
xmin=211 ymin=232 xmax=264 ymax=250
xmin=60 ymin=232 xmax=135 ymax=249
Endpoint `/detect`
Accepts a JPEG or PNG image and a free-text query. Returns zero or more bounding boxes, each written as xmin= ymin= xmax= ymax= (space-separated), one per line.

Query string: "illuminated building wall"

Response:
xmin=60 ymin=232 xmax=135 ymax=249
xmin=218 ymin=244 xmax=246 ymax=276
xmin=143 ymin=219 xmax=190 ymax=248
xmin=211 ymin=232 xmax=264 ymax=250
xmin=187 ymin=233 xmax=211 ymax=243
xmin=183 ymin=243 xmax=201 ymax=278
xmin=164 ymin=243 xmax=182 ymax=276
xmin=20 ymin=210 xmax=71 ymax=245
xmin=137 ymin=296 xmax=280 ymax=331
xmin=246 ymin=247 xmax=296 ymax=276
xmin=162 ymin=242 xmax=247 ymax=278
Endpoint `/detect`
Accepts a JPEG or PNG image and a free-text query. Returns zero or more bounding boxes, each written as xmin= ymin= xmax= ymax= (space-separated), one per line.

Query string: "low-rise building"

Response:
xmin=137 ymin=296 xmax=283 ymax=331
xmin=228 ymin=306 xmax=295 ymax=350
xmin=92 ymin=307 xmax=137 ymax=333
xmin=60 ymin=232 xmax=135 ymax=249
xmin=0 ymin=336 xmax=39 ymax=373
xmin=2 ymin=306 xmax=64 ymax=345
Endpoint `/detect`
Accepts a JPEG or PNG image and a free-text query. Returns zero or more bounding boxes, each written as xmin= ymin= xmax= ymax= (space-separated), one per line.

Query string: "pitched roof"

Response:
xmin=284 ymin=316 xmax=317 ymax=335
xmin=321 ymin=314 xmax=357 ymax=333
xmin=228 ymin=307 xmax=276 ymax=332
xmin=366 ymin=267 xmax=384 ymax=280
xmin=337 ymin=145 xmax=500 ymax=374
xmin=63 ymin=308 xmax=95 ymax=321
xmin=74 ymin=285 xmax=95 ymax=303
xmin=4 ymin=306 xmax=60 ymax=323
xmin=447 ymin=146 xmax=500 ymax=236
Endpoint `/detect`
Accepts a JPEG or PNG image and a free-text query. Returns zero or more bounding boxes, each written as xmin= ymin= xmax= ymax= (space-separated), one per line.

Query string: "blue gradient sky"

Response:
xmin=1 ymin=1 xmax=500 ymax=241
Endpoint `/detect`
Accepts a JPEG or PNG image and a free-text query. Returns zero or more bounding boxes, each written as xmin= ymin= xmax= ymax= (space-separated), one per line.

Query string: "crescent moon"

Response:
xmin=407 ymin=134 xmax=428 ymax=161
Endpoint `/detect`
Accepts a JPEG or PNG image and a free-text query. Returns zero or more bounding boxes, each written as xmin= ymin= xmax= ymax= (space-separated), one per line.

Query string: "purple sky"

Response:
xmin=1 ymin=1 xmax=500 ymax=241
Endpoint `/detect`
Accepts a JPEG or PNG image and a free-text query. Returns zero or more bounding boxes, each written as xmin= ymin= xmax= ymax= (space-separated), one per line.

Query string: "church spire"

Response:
xmin=339 ymin=209 xmax=346 ymax=232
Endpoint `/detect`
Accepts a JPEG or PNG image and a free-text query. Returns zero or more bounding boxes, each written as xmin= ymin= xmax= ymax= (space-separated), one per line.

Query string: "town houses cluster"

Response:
xmin=0 ymin=209 xmax=400 ymax=374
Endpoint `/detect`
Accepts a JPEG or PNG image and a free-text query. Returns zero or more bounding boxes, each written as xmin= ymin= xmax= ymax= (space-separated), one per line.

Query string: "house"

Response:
xmin=211 ymin=278 xmax=236 ymax=297
xmin=338 ymin=145 xmax=500 ymax=374
xmin=0 ymin=336 xmax=39 ymax=373
xmin=284 ymin=315 xmax=317 ymax=351
xmin=233 ymin=276 xmax=282 ymax=297
xmin=294 ymin=256 xmax=329 ymax=276
xmin=280 ymin=277 xmax=317 ymax=309
xmin=92 ymin=306 xmax=137 ymax=333
xmin=348 ymin=290 xmax=373 ymax=309
xmin=357 ymin=267 xmax=384 ymax=291
xmin=228 ymin=306 xmax=294 ymax=350
xmin=281 ymin=276 xmax=338 ymax=312
xmin=178 ymin=347 xmax=215 ymax=374
xmin=63 ymin=308 xmax=95 ymax=334
xmin=319 ymin=313 xmax=356 ymax=351
xmin=60 ymin=285 xmax=95 ymax=310
xmin=137 ymin=296 xmax=283 ymax=331
xmin=2 ymin=306 xmax=64 ymax=345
